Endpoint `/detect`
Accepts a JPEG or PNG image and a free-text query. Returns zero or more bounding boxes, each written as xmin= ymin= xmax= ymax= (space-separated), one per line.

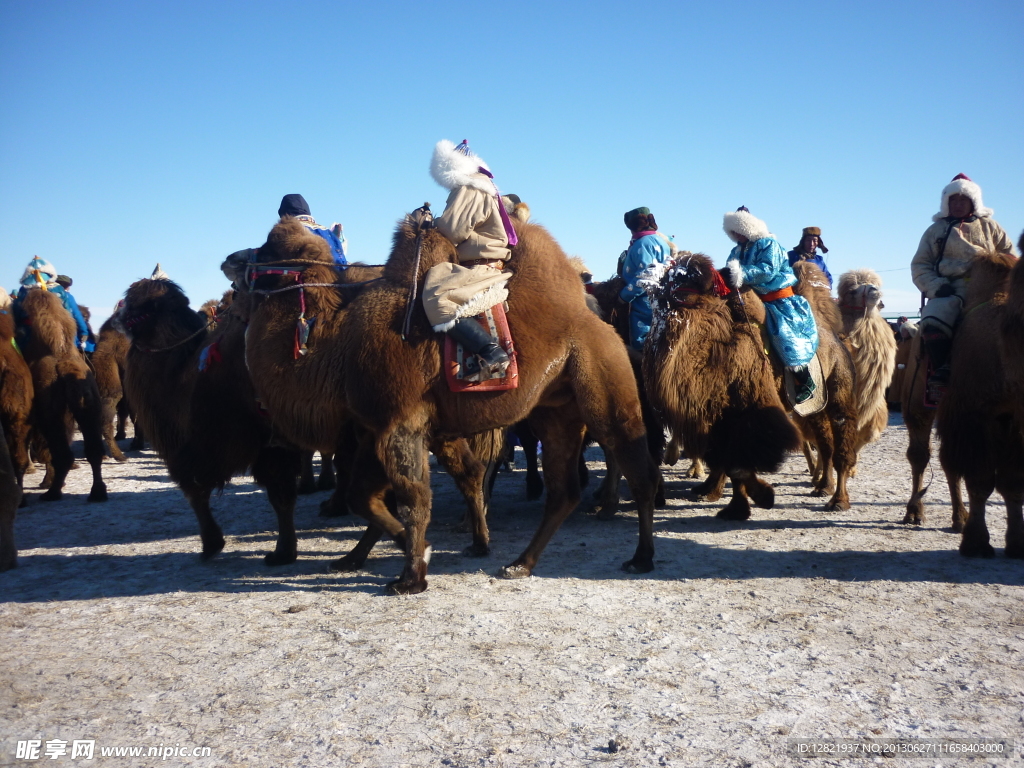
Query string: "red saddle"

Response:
xmin=444 ymin=304 xmax=518 ymax=393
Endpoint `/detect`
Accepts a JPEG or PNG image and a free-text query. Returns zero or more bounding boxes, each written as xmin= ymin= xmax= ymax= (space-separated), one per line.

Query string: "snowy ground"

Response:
xmin=1 ymin=412 xmax=1022 ymax=767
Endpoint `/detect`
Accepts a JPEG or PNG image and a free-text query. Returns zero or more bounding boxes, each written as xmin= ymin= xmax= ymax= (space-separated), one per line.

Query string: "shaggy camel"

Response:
xmin=0 ymin=291 xmax=33 ymax=491
xmin=643 ymin=254 xmax=801 ymax=519
xmin=936 ymin=251 xmax=1023 ymax=557
xmin=239 ymin=211 xmax=660 ymax=594
xmin=0 ymin=421 xmax=18 ymax=570
xmin=90 ymin=316 xmax=136 ymax=461
xmin=119 ymin=278 xmax=304 ymax=563
xmin=17 ymin=289 xmax=107 ymax=503
xmin=836 ymin=269 xmax=898 ymax=456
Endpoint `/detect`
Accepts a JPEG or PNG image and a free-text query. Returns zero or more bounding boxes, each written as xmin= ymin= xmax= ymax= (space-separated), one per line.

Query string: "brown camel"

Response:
xmin=937 ymin=250 xmax=1023 ymax=557
xmin=119 ymin=277 xmax=303 ymax=563
xmin=90 ymin=316 xmax=134 ymax=461
xmin=643 ymin=253 xmax=801 ymax=519
xmin=238 ymin=211 xmax=660 ymax=594
xmin=836 ymin=269 xmax=898 ymax=456
xmin=0 ymin=291 xmax=33 ymax=492
xmin=17 ymin=289 xmax=107 ymax=502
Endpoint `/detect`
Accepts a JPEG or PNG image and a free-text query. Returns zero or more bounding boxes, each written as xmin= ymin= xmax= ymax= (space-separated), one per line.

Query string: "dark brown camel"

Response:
xmin=0 ymin=421 xmax=19 ymax=570
xmin=0 ymin=292 xmax=33 ymax=494
xmin=643 ymin=254 xmax=801 ymax=519
xmin=239 ymin=212 xmax=660 ymax=594
xmin=937 ymin=250 xmax=1023 ymax=557
xmin=17 ymin=289 xmax=107 ymax=503
xmin=119 ymin=278 xmax=301 ymax=563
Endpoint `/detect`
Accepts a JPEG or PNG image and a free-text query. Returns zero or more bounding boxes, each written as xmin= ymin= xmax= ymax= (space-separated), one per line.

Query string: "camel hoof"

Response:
xmin=959 ymin=539 xmax=995 ymax=558
xmin=526 ymin=476 xmax=544 ymax=500
xmin=825 ymin=498 xmax=851 ymax=512
xmin=318 ymin=498 xmax=347 ymax=517
xmin=386 ymin=578 xmax=428 ymax=595
xmin=265 ymin=549 xmax=297 ymax=566
xmin=809 ymin=488 xmax=828 ymax=498
xmin=112 ymin=453 xmax=128 ymax=463
xmin=594 ymin=505 xmax=618 ymax=521
xmin=1003 ymin=541 xmax=1024 ymax=559
xmin=328 ymin=555 xmax=365 ymax=572
xmin=902 ymin=509 xmax=924 ymax=525
xmin=39 ymin=488 xmax=63 ymax=502
xmin=748 ymin=485 xmax=775 ymax=510
xmin=200 ymin=539 xmax=225 ymax=561
xmin=499 ymin=563 xmax=532 ymax=579
xmin=88 ymin=484 xmax=109 ymax=503
xmin=622 ymin=557 xmax=654 ymax=574
xmin=655 ymin=488 xmax=667 ymax=508
xmin=297 ymin=480 xmax=317 ymax=496
xmin=462 ymin=542 xmax=490 ymax=558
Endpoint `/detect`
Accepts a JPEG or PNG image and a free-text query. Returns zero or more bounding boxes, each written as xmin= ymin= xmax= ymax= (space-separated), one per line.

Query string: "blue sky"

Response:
xmin=2 ymin=0 xmax=1021 ymax=327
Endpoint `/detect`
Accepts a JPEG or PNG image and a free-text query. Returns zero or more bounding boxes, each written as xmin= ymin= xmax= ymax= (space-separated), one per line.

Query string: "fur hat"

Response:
xmin=799 ymin=226 xmax=828 ymax=254
xmin=20 ymin=256 xmax=58 ymax=288
xmin=624 ymin=207 xmax=657 ymax=232
xmin=722 ymin=207 xmax=771 ymax=243
xmin=430 ymin=139 xmax=494 ymax=194
xmin=933 ymin=173 xmax=993 ymax=222
xmin=56 ymin=275 xmax=73 ymax=288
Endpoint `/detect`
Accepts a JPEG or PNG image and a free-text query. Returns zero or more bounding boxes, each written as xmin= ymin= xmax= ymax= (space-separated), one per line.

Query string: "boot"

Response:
xmin=792 ymin=365 xmax=816 ymax=405
xmin=448 ymin=317 xmax=510 ymax=380
xmin=922 ymin=332 xmax=952 ymax=393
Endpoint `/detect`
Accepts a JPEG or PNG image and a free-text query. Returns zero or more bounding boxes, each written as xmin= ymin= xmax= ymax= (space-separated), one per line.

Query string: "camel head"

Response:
xmin=383 ymin=208 xmax=459 ymax=285
xmin=648 ymin=252 xmax=729 ymax=314
xmin=837 ymin=269 xmax=883 ymax=313
xmin=117 ymin=278 xmax=195 ymax=341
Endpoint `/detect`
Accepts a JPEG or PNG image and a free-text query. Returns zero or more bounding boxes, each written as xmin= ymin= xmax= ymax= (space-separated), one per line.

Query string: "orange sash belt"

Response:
xmin=760 ymin=286 xmax=795 ymax=302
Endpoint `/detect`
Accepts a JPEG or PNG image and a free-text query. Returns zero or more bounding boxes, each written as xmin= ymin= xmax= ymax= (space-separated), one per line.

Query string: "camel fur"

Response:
xmin=0 ymin=421 xmax=18 ymax=570
xmin=936 ymin=251 xmax=1023 ymax=558
xmin=17 ymin=289 xmax=107 ymax=503
xmin=90 ymin=316 xmax=137 ymax=461
xmin=836 ymin=269 xmax=898 ymax=455
xmin=643 ymin=253 xmax=801 ymax=519
xmin=119 ymin=278 xmax=301 ymax=564
xmin=0 ymin=291 xmax=33 ymax=496
xmin=240 ymin=211 xmax=660 ymax=594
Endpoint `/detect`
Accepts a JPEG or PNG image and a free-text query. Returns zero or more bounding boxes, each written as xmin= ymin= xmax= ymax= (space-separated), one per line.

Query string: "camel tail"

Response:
xmin=466 ymin=428 xmax=508 ymax=468
xmin=705 ymin=406 xmax=801 ymax=474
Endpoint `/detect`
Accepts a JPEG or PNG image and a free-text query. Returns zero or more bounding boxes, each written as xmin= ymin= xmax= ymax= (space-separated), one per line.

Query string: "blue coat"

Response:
xmin=619 ymin=233 xmax=671 ymax=349
xmin=787 ymin=249 xmax=832 ymax=288
xmin=730 ymin=237 xmax=819 ymax=368
xmin=296 ymin=216 xmax=347 ymax=266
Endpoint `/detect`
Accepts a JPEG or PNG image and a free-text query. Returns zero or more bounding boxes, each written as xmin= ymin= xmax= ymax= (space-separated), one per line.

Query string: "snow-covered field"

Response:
xmin=2 ymin=413 xmax=1022 ymax=767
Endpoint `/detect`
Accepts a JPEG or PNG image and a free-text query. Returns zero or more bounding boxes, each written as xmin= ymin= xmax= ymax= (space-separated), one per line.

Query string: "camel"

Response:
xmin=0 ymin=421 xmax=18 ymax=570
xmin=643 ymin=253 xmax=802 ymax=519
xmin=119 ymin=277 xmax=305 ymax=564
xmin=16 ymin=289 xmax=107 ymax=503
xmin=0 ymin=290 xmax=33 ymax=491
xmin=936 ymin=250 xmax=1022 ymax=557
xmin=90 ymin=316 xmax=135 ymax=461
xmin=238 ymin=211 xmax=660 ymax=594
xmin=835 ymin=269 xmax=898 ymax=456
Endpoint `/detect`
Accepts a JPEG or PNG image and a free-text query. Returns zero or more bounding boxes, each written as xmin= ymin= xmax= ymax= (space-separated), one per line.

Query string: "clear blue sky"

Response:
xmin=2 ymin=0 xmax=1022 ymax=327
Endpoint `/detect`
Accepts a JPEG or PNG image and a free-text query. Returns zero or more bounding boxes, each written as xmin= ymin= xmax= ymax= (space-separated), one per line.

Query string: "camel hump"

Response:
xmin=19 ymin=288 xmax=77 ymax=357
xmin=264 ymin=216 xmax=334 ymax=266
xmin=965 ymin=250 xmax=1017 ymax=309
xmin=793 ymin=261 xmax=842 ymax=334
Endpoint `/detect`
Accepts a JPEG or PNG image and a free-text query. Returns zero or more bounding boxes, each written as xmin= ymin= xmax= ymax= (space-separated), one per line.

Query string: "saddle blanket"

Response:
xmin=785 ymin=353 xmax=827 ymax=416
xmin=444 ymin=304 xmax=518 ymax=393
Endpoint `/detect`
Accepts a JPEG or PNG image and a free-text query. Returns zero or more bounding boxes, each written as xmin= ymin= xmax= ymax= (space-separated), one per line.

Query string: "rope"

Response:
xmin=135 ymin=319 xmax=214 ymax=353
xmin=250 ymin=280 xmax=380 ymax=296
xmin=402 ymin=228 xmax=425 ymax=341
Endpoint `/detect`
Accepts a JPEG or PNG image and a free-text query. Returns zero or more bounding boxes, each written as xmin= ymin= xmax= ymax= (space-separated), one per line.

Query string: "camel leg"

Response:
xmin=687 ymin=455 xmax=706 ymax=480
xmin=37 ymin=419 xmax=72 ymax=503
xmin=101 ymin=396 xmax=127 ymax=462
xmin=959 ymin=478 xmax=996 ymax=558
xmin=520 ymin=425 xmax=544 ymax=500
xmin=802 ymin=440 xmax=817 ymax=480
xmin=743 ymin=471 xmax=776 ymax=510
xmin=180 ymin=480 xmax=225 ymax=559
xmin=664 ymin=432 xmax=682 ymax=466
xmin=689 ymin=466 xmax=726 ymax=502
xmin=0 ymin=423 xmax=19 ymax=571
xmin=946 ymin=470 xmax=967 ymax=533
xmin=500 ymin=411 xmax=586 ymax=579
xmin=823 ymin=401 xmax=856 ymax=512
xmin=376 ymin=424 xmax=432 ymax=595
xmin=802 ymin=415 xmax=835 ymax=498
xmin=252 ymin=447 xmax=300 ymax=566
xmin=317 ymin=452 xmax=336 ymax=491
xmin=615 ymin=433 xmax=660 ymax=573
xmin=114 ymin=396 xmax=129 ymax=441
xmin=717 ymin=472 xmax=753 ymax=520
xmin=431 ymin=437 xmax=490 ymax=557
xmin=593 ymin=445 xmax=622 ymax=520
xmin=321 ymin=428 xmax=357 ymax=518
xmin=903 ymin=409 xmax=935 ymax=525
xmin=129 ymin=419 xmax=145 ymax=452
xmin=297 ymin=451 xmax=317 ymax=495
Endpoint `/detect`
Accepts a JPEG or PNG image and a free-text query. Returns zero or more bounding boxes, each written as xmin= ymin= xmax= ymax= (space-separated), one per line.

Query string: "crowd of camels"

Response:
xmin=2 ymin=207 xmax=1022 ymax=592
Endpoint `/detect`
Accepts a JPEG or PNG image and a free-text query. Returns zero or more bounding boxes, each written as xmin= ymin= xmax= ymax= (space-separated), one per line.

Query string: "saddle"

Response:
xmin=784 ymin=353 xmax=827 ymax=415
xmin=444 ymin=304 xmax=518 ymax=393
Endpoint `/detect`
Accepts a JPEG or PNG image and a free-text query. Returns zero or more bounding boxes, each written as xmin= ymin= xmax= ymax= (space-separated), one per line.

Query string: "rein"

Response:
xmin=134 ymin=319 xmax=214 ymax=353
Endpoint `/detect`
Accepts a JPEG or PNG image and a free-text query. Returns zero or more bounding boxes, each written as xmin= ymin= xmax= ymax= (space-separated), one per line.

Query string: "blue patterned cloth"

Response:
xmin=619 ymin=233 xmax=671 ymax=349
xmin=731 ymin=236 xmax=819 ymax=368
xmin=296 ymin=216 xmax=347 ymax=266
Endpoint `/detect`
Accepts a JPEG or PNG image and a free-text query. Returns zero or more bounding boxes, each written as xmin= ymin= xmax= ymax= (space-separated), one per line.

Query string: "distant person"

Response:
xmin=911 ymin=173 xmax=1013 ymax=393
xmin=277 ymin=194 xmax=348 ymax=266
xmin=55 ymin=275 xmax=96 ymax=352
xmin=618 ymin=207 xmax=672 ymax=350
xmin=14 ymin=257 xmax=91 ymax=351
xmin=787 ymin=226 xmax=833 ymax=288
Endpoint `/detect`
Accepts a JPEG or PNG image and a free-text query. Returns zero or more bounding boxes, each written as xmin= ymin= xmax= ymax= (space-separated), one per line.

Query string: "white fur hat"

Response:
xmin=150 ymin=263 xmax=170 ymax=281
xmin=430 ymin=139 xmax=494 ymax=194
xmin=933 ymin=173 xmax=993 ymax=221
xmin=722 ymin=207 xmax=772 ymax=243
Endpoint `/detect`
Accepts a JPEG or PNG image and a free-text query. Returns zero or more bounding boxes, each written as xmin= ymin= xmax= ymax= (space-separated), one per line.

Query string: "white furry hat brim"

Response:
xmin=430 ymin=139 xmax=494 ymax=194
xmin=722 ymin=210 xmax=771 ymax=243
xmin=934 ymin=177 xmax=993 ymax=221
xmin=20 ymin=257 xmax=57 ymax=287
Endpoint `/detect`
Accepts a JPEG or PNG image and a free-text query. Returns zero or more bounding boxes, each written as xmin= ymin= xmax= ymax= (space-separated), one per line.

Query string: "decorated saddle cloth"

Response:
xmin=443 ymin=304 xmax=518 ymax=393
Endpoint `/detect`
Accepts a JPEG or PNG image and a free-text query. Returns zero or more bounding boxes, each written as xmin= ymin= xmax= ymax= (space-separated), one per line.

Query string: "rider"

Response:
xmin=14 ymin=256 xmax=91 ymax=352
xmin=618 ymin=207 xmax=673 ymax=350
xmin=911 ymin=173 xmax=1014 ymax=393
xmin=787 ymin=227 xmax=833 ymax=289
xmin=722 ymin=207 xmax=820 ymax=404
xmin=424 ymin=139 xmax=514 ymax=379
xmin=277 ymin=194 xmax=348 ymax=267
